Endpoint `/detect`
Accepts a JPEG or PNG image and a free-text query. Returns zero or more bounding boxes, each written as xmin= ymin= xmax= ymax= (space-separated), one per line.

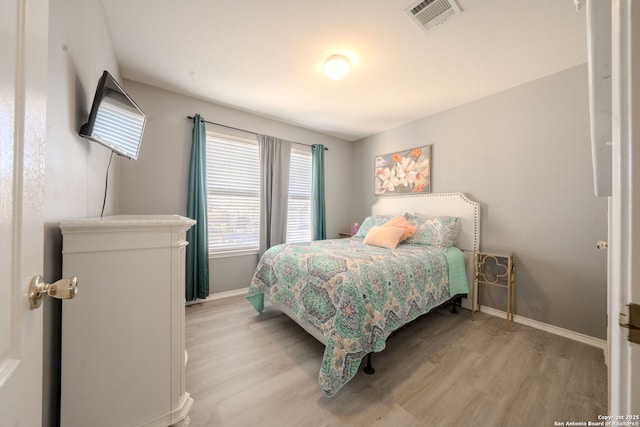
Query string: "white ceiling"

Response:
xmin=102 ymin=0 xmax=587 ymax=141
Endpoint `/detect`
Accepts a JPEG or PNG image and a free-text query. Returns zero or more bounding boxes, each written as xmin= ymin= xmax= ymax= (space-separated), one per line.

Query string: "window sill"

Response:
xmin=209 ymin=249 xmax=259 ymax=259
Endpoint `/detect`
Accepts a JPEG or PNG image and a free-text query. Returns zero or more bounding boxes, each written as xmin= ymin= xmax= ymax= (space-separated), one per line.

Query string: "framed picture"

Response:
xmin=374 ymin=145 xmax=431 ymax=195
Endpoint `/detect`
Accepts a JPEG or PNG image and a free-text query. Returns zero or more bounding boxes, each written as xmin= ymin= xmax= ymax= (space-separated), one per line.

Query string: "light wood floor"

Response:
xmin=185 ymin=295 xmax=607 ymax=427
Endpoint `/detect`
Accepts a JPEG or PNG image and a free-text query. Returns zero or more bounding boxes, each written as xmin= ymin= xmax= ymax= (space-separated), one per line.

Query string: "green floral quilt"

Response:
xmin=246 ymin=238 xmax=468 ymax=397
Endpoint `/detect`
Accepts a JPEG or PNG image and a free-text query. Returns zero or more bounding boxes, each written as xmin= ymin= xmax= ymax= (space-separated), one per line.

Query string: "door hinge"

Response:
xmin=619 ymin=303 xmax=640 ymax=344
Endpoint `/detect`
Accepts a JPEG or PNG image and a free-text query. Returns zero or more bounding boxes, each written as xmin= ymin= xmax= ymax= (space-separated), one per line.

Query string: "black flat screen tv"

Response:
xmin=79 ymin=70 xmax=146 ymax=160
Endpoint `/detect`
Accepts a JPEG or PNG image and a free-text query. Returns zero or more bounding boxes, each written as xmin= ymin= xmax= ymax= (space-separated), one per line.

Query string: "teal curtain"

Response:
xmin=186 ymin=114 xmax=209 ymax=301
xmin=312 ymin=144 xmax=326 ymax=240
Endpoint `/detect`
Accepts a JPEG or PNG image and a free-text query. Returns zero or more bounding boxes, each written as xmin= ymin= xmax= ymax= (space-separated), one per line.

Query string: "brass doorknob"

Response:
xmin=29 ymin=275 xmax=78 ymax=309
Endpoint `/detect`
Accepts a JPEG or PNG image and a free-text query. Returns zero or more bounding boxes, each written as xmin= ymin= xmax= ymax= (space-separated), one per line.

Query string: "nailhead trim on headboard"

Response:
xmin=371 ymin=192 xmax=481 ymax=252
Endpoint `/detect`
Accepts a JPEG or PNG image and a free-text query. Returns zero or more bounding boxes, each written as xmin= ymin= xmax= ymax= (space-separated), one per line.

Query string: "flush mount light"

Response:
xmin=324 ymin=54 xmax=351 ymax=80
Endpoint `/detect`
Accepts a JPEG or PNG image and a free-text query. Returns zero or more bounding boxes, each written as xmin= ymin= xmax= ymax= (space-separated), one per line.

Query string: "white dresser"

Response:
xmin=60 ymin=215 xmax=196 ymax=427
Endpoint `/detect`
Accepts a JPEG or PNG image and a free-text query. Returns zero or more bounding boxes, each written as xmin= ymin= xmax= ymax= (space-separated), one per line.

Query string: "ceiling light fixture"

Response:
xmin=324 ymin=54 xmax=351 ymax=80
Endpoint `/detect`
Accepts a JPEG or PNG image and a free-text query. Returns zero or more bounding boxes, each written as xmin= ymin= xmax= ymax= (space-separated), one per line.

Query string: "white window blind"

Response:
xmin=286 ymin=148 xmax=312 ymax=243
xmin=206 ymin=132 xmax=260 ymax=253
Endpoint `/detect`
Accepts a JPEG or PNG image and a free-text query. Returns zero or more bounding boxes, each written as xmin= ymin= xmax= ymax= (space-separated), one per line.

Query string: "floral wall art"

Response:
xmin=374 ymin=145 xmax=431 ymax=195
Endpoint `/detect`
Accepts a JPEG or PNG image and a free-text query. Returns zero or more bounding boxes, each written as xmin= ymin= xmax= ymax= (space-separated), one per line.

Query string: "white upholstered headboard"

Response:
xmin=371 ymin=192 xmax=480 ymax=252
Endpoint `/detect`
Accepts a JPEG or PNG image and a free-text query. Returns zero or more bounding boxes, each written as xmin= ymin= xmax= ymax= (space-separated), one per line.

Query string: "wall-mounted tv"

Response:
xmin=79 ymin=70 xmax=146 ymax=160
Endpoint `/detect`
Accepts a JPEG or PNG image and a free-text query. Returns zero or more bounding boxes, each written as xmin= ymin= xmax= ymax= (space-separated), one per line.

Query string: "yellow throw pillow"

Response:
xmin=383 ymin=215 xmax=416 ymax=241
xmin=363 ymin=225 xmax=406 ymax=249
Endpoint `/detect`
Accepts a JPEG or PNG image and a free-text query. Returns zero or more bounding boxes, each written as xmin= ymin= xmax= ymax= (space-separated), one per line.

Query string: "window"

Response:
xmin=205 ymin=130 xmax=312 ymax=255
xmin=287 ymin=148 xmax=312 ymax=243
xmin=206 ymin=131 xmax=260 ymax=254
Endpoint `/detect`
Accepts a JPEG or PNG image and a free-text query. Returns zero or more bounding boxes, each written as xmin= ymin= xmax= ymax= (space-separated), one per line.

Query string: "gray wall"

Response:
xmin=119 ymin=80 xmax=354 ymax=293
xmin=44 ymin=0 xmax=121 ymax=425
xmin=351 ymin=64 xmax=608 ymax=340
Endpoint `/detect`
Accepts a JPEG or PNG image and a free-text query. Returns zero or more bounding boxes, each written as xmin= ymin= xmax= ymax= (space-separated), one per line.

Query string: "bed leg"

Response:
xmin=363 ymin=353 xmax=375 ymax=375
xmin=450 ymin=296 xmax=462 ymax=314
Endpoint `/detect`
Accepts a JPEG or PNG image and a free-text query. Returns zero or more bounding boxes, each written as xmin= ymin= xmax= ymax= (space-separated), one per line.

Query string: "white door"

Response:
xmin=608 ymin=0 xmax=640 ymax=415
xmin=0 ymin=0 xmax=49 ymax=426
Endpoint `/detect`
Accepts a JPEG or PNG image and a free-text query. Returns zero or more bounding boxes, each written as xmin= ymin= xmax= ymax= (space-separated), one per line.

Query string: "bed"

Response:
xmin=246 ymin=192 xmax=480 ymax=396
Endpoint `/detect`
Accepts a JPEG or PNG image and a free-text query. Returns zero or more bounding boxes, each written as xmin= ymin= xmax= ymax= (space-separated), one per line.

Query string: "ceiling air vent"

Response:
xmin=406 ymin=0 xmax=462 ymax=32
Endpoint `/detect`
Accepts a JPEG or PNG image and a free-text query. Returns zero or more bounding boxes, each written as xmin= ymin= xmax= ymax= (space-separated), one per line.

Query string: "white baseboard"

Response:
xmin=185 ymin=298 xmax=208 ymax=306
xmin=478 ymin=306 xmax=606 ymax=351
xmin=185 ymin=288 xmax=248 ymax=306
xmin=210 ymin=287 xmax=249 ymax=301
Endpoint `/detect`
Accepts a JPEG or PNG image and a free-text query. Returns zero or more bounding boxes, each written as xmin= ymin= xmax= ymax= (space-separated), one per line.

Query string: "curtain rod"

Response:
xmin=187 ymin=116 xmax=328 ymax=151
